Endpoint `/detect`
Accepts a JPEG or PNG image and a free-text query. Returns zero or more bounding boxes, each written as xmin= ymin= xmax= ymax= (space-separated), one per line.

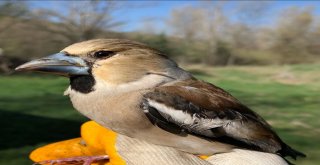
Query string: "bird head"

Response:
xmin=16 ymin=39 xmax=190 ymax=94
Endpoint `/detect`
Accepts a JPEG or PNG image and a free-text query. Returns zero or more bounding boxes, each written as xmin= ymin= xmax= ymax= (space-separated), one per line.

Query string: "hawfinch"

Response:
xmin=16 ymin=39 xmax=305 ymax=164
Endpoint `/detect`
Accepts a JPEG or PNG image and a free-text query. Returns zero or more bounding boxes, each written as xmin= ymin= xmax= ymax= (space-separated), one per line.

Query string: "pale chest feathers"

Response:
xmin=63 ymin=74 xmax=171 ymax=133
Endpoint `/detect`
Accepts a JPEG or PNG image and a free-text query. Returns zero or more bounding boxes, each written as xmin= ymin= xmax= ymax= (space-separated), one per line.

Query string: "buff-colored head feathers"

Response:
xmin=62 ymin=39 xmax=179 ymax=84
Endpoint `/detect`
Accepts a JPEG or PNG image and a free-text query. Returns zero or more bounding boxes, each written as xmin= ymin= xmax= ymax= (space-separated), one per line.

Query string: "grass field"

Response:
xmin=0 ymin=64 xmax=319 ymax=165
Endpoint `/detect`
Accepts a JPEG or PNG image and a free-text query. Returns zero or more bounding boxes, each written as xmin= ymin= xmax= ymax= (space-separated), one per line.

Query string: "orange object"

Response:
xmin=30 ymin=121 xmax=126 ymax=165
xmin=199 ymin=155 xmax=209 ymax=160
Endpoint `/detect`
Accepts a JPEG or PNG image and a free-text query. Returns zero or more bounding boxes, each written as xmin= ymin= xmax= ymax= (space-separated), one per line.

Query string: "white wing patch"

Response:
xmin=147 ymin=99 xmax=195 ymax=125
xmin=147 ymin=99 xmax=228 ymax=132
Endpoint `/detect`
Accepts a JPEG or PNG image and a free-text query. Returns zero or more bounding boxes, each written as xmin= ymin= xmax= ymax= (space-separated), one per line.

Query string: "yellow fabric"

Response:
xmin=81 ymin=121 xmax=126 ymax=165
xmin=29 ymin=121 xmax=126 ymax=165
xmin=199 ymin=155 xmax=209 ymax=160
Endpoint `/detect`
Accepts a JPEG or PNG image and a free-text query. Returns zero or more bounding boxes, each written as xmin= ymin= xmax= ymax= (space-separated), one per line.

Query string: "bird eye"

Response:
xmin=93 ymin=51 xmax=115 ymax=59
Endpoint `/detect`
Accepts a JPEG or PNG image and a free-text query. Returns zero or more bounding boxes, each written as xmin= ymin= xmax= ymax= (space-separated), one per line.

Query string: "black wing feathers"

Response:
xmin=141 ymin=100 xmax=187 ymax=136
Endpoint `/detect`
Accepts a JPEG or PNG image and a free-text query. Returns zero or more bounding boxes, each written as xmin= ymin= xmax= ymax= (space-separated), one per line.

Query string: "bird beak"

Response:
xmin=15 ymin=52 xmax=90 ymax=77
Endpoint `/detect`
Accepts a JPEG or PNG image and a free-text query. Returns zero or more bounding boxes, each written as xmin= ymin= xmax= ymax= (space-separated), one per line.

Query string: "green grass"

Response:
xmin=0 ymin=74 xmax=87 ymax=164
xmin=1 ymin=64 xmax=319 ymax=165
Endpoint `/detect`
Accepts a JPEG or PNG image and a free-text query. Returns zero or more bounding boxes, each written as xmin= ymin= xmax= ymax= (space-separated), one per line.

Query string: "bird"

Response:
xmin=16 ymin=39 xmax=305 ymax=164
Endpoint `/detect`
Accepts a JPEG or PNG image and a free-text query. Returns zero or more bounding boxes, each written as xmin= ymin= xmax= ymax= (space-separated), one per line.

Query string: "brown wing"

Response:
xmin=141 ymin=79 xmax=305 ymax=159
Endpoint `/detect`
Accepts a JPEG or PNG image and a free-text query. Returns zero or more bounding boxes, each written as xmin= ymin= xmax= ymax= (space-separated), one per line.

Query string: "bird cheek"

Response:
xmin=91 ymin=66 xmax=113 ymax=84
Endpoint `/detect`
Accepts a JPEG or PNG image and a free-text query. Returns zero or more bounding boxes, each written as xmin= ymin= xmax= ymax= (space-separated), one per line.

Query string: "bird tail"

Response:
xmin=278 ymin=144 xmax=306 ymax=160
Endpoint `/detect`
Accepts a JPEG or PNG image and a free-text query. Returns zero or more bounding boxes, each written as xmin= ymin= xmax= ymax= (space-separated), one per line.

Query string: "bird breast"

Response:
xmin=63 ymin=74 xmax=171 ymax=133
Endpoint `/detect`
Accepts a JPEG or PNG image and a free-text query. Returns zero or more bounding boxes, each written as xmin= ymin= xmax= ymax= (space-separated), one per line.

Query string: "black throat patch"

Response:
xmin=69 ymin=75 xmax=95 ymax=94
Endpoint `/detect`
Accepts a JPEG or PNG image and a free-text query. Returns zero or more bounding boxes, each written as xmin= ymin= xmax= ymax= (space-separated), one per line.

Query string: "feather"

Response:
xmin=142 ymin=79 xmax=305 ymax=159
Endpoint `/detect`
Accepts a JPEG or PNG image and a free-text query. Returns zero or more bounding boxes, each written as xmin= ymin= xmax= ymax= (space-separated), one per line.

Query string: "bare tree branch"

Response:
xmin=31 ymin=1 xmax=125 ymax=42
xmin=0 ymin=1 xmax=29 ymax=34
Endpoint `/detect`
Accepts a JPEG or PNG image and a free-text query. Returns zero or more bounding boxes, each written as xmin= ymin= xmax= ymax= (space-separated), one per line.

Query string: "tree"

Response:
xmin=31 ymin=1 xmax=125 ymax=43
xmin=167 ymin=5 xmax=207 ymax=40
xmin=167 ymin=3 xmax=233 ymax=65
xmin=0 ymin=1 xmax=29 ymax=34
xmin=272 ymin=6 xmax=314 ymax=63
xmin=307 ymin=17 xmax=320 ymax=55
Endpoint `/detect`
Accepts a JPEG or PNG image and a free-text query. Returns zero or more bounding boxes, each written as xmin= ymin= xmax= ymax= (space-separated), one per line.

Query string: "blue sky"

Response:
xmin=29 ymin=1 xmax=320 ymax=32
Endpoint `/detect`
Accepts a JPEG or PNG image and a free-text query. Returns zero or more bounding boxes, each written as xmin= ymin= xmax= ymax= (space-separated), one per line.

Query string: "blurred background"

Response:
xmin=0 ymin=1 xmax=319 ymax=164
